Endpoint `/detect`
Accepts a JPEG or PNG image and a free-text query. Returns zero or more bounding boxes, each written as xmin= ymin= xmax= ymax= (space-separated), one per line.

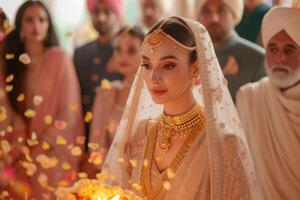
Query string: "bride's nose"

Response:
xmin=150 ymin=68 xmax=163 ymax=83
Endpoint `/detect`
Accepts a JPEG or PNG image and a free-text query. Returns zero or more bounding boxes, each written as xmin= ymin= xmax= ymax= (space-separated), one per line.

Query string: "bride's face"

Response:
xmin=141 ymin=41 xmax=196 ymax=104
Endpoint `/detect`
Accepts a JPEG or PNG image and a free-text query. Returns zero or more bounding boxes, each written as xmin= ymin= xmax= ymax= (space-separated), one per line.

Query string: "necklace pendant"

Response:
xmin=159 ymin=129 xmax=172 ymax=154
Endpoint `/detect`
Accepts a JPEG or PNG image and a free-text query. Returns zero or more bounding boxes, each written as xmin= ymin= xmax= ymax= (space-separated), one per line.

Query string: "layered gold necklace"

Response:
xmin=158 ymin=103 xmax=206 ymax=155
xmin=140 ymin=103 xmax=206 ymax=200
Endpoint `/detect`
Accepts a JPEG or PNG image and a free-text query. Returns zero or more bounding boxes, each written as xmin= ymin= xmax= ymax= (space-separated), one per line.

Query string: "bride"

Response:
xmin=103 ymin=16 xmax=259 ymax=200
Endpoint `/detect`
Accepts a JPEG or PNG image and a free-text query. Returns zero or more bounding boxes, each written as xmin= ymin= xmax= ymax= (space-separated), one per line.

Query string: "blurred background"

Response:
xmin=1 ymin=0 xmax=292 ymax=53
xmin=0 ymin=0 xmax=177 ymax=53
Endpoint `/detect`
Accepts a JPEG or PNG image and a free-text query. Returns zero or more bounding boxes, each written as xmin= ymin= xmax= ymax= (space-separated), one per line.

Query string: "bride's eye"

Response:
xmin=141 ymin=63 xmax=151 ymax=70
xmin=163 ymin=63 xmax=176 ymax=71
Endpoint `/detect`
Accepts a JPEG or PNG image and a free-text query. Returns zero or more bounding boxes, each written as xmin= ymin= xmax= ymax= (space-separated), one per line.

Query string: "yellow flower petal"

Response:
xmin=129 ymin=159 xmax=137 ymax=168
xmin=6 ymin=125 xmax=13 ymax=133
xmin=166 ymin=168 xmax=175 ymax=179
xmin=78 ymin=172 xmax=88 ymax=179
xmin=38 ymin=173 xmax=48 ymax=188
xmin=21 ymin=161 xmax=37 ymax=176
xmin=84 ymin=111 xmax=93 ymax=123
xmin=33 ymin=95 xmax=43 ymax=106
xmin=117 ymin=157 xmax=125 ymax=164
xmin=42 ymin=141 xmax=50 ymax=150
xmin=0 ymin=106 xmax=7 ymax=122
xmin=163 ymin=181 xmax=171 ymax=190
xmin=101 ymin=79 xmax=112 ymax=90
xmin=88 ymin=151 xmax=103 ymax=165
xmin=36 ymin=154 xmax=58 ymax=169
xmin=19 ymin=53 xmax=31 ymax=64
xmin=62 ymin=162 xmax=71 ymax=170
xmin=106 ymin=121 xmax=119 ymax=134
xmin=58 ymin=180 xmax=70 ymax=187
xmin=31 ymin=132 xmax=37 ymax=140
xmin=27 ymin=132 xmax=38 ymax=146
xmin=24 ymin=109 xmax=36 ymax=118
xmin=0 ymin=140 xmax=11 ymax=154
xmin=6 ymin=74 xmax=14 ymax=83
xmin=56 ymin=135 xmax=67 ymax=145
xmin=27 ymin=139 xmax=38 ymax=146
xmin=132 ymin=183 xmax=142 ymax=191
xmin=17 ymin=93 xmax=25 ymax=102
xmin=88 ymin=142 xmax=99 ymax=150
xmin=5 ymin=53 xmax=15 ymax=60
xmin=143 ymin=159 xmax=149 ymax=167
xmin=70 ymin=146 xmax=82 ymax=156
xmin=5 ymin=85 xmax=13 ymax=92
xmin=0 ymin=191 xmax=9 ymax=197
xmin=44 ymin=115 xmax=53 ymax=125
xmin=96 ymin=172 xmax=109 ymax=180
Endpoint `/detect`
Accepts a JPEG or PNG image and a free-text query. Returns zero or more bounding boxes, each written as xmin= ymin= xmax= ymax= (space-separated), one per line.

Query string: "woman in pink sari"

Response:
xmin=0 ymin=1 xmax=83 ymax=199
xmin=84 ymin=26 xmax=145 ymax=176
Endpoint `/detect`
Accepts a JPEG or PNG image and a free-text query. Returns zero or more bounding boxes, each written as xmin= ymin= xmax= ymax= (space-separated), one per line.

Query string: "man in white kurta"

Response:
xmin=236 ymin=3 xmax=300 ymax=200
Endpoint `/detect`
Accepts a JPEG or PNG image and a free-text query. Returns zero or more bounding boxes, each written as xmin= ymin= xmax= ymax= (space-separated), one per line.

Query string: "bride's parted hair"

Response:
xmin=146 ymin=17 xmax=197 ymax=64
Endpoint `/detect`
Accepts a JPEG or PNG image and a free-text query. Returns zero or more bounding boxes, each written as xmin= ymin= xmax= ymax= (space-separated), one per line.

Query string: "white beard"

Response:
xmin=266 ymin=64 xmax=300 ymax=89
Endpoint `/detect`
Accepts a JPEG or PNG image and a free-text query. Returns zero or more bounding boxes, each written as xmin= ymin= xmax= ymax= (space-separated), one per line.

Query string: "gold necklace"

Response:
xmin=158 ymin=103 xmax=206 ymax=155
xmin=140 ymin=111 xmax=207 ymax=200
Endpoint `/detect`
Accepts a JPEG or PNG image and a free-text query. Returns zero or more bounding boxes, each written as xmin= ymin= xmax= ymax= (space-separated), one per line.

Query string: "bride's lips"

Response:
xmin=151 ymin=88 xmax=167 ymax=96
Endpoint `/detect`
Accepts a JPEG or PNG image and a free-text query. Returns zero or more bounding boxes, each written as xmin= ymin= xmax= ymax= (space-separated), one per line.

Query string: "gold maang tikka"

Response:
xmin=142 ymin=18 xmax=196 ymax=54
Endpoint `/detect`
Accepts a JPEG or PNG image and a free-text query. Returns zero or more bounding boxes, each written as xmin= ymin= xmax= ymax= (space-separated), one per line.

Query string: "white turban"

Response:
xmin=195 ymin=0 xmax=244 ymax=24
xmin=261 ymin=2 xmax=300 ymax=47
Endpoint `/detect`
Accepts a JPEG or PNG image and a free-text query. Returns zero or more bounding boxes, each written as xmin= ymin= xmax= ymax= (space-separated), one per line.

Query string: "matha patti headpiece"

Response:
xmin=142 ymin=18 xmax=196 ymax=54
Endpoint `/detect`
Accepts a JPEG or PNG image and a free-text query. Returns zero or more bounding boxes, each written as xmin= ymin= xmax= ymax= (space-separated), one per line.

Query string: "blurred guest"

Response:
xmin=0 ymin=1 xmax=83 ymax=199
xmin=236 ymin=0 xmax=270 ymax=45
xmin=173 ymin=0 xmax=194 ymax=18
xmin=236 ymin=2 xmax=300 ymax=199
xmin=74 ymin=0 xmax=124 ymax=146
xmin=139 ymin=0 xmax=165 ymax=30
xmin=82 ymin=26 xmax=144 ymax=175
xmin=0 ymin=8 xmax=10 ymax=42
xmin=272 ymin=0 xmax=292 ymax=6
xmin=197 ymin=0 xmax=266 ymax=101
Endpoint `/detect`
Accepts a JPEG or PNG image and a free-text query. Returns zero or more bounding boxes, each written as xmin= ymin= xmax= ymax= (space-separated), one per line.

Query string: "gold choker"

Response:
xmin=158 ymin=103 xmax=206 ymax=154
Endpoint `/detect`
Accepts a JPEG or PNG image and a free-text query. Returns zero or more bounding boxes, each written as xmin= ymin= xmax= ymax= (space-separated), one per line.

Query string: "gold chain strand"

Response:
xmin=140 ymin=104 xmax=206 ymax=200
xmin=143 ymin=123 xmax=206 ymax=200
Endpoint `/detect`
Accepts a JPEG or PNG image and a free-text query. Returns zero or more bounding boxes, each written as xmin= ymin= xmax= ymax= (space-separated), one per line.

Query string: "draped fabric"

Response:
xmin=103 ymin=17 xmax=259 ymax=200
xmin=236 ymin=77 xmax=300 ymax=200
